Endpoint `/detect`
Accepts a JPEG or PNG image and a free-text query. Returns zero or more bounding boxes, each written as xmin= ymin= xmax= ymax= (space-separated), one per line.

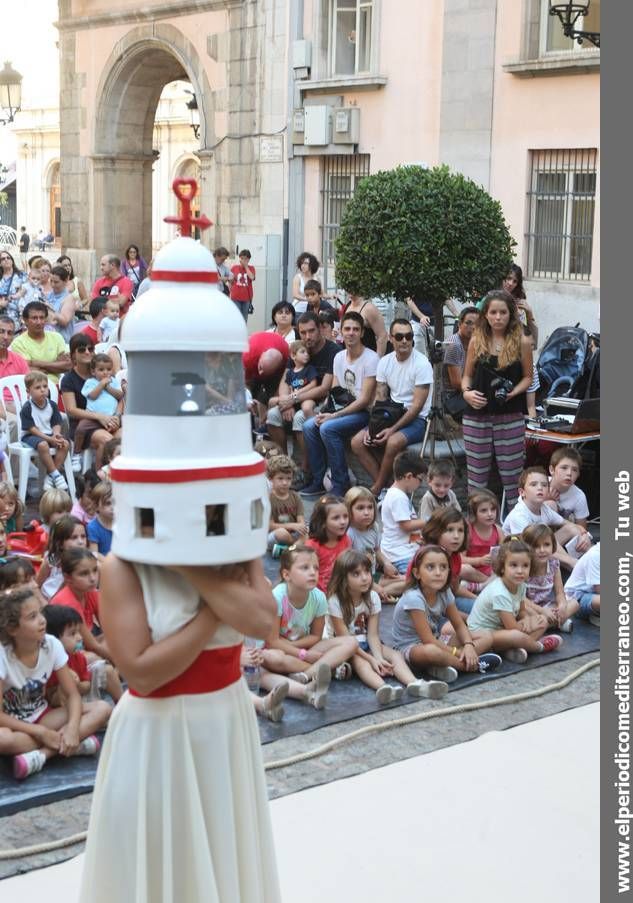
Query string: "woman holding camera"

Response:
xmin=461 ymin=290 xmax=533 ymax=509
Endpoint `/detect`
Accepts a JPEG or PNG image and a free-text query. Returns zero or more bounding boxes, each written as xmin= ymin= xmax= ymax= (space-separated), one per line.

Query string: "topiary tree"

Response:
xmin=335 ymin=164 xmax=516 ymax=340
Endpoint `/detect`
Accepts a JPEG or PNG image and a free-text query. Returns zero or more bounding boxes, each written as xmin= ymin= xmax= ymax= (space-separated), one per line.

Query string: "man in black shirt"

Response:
xmin=266 ymin=312 xmax=339 ymax=468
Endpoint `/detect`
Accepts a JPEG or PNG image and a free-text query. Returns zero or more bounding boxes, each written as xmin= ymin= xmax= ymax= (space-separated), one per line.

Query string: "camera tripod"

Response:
xmin=419 ymin=345 xmax=462 ymax=472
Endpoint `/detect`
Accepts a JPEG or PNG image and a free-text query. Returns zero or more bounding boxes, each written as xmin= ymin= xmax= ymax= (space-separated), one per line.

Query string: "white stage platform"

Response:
xmin=2 ymin=703 xmax=599 ymax=902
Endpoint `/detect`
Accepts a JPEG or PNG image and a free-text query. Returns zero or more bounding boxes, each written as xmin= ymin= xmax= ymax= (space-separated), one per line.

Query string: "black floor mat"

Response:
xmin=0 ymin=612 xmax=599 ymax=817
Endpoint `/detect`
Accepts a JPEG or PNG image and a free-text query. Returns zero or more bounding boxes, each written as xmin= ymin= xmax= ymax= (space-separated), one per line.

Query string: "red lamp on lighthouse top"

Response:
xmin=110 ymin=179 xmax=269 ymax=565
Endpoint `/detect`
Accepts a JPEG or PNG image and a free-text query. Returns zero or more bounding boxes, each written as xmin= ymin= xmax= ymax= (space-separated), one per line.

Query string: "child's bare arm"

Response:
xmin=499 ymin=609 xmax=522 ymax=631
xmin=410 ymin=609 xmax=445 ymax=650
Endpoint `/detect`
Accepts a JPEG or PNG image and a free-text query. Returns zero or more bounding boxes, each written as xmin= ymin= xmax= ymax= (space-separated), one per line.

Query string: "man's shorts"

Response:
xmin=267 ymin=404 xmax=322 ymax=432
xmin=398 ymin=417 xmax=426 ymax=445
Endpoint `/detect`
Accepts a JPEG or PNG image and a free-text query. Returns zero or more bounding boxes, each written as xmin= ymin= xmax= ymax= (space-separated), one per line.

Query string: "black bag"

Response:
xmin=321 ymin=386 xmax=356 ymax=414
xmin=444 ymin=390 xmax=467 ymax=420
xmin=368 ymin=400 xmax=405 ymax=438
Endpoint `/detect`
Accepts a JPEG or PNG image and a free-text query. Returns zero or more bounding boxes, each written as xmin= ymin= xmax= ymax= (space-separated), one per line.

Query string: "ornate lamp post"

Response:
xmin=549 ymin=1 xmax=600 ymax=48
xmin=0 ymin=61 xmax=22 ymax=125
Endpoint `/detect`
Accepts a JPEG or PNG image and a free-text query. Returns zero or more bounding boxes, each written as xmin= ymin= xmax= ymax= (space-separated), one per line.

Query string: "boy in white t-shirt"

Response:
xmin=565 ymin=541 xmax=600 ymax=625
xmin=97 ymin=299 xmax=121 ymax=345
xmin=379 ymin=451 xmax=427 ymax=573
xmin=502 ymin=466 xmax=592 ymax=570
xmin=545 ymin=448 xmax=590 ymax=528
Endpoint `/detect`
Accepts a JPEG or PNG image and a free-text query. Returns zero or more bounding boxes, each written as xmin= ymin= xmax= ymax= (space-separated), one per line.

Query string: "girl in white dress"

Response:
xmin=80 ymin=556 xmax=281 ymax=903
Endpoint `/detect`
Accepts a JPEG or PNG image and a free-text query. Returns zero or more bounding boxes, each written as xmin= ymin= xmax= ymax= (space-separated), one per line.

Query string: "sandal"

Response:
xmin=262 ymin=682 xmax=289 ymax=722
xmin=306 ymin=661 xmax=331 ymax=710
xmin=288 ymin=671 xmax=310 ymax=684
xmin=334 ymin=662 xmax=352 ymax=681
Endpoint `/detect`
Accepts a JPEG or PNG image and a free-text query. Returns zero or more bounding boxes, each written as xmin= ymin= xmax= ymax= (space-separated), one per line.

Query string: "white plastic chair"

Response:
xmin=0 ymin=375 xmax=76 ymax=502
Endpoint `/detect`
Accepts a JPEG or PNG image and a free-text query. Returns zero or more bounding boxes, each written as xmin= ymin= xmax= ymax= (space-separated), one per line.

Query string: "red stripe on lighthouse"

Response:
xmin=110 ymin=460 xmax=266 ymax=484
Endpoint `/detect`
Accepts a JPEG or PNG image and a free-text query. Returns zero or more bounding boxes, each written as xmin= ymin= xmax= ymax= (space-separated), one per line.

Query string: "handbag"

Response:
xmin=444 ymin=390 xmax=467 ymax=419
xmin=368 ymin=400 xmax=406 ymax=438
xmin=321 ymin=386 xmax=356 ymax=414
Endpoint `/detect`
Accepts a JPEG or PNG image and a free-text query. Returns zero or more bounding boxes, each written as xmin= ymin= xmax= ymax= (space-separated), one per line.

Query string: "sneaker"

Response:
xmin=299 ymin=482 xmax=325 ymax=498
xmin=71 ymin=454 xmax=82 ymax=473
xmin=52 ymin=473 xmax=68 ymax=491
xmin=13 ymin=749 xmax=46 ymax=780
xmin=291 ymin=470 xmax=306 ymax=491
xmin=271 ymin=543 xmax=288 ymax=559
xmin=74 ymin=735 xmax=101 ymax=756
xmin=407 ymin=678 xmax=448 ymax=700
xmin=376 ymin=684 xmax=404 ymax=705
xmin=306 ymin=661 xmax=331 ymax=709
xmin=426 ymin=665 xmax=458 ymax=683
xmin=560 ymin=618 xmax=574 ymax=634
xmin=589 ymin=612 xmax=601 ymax=628
xmin=43 ymin=473 xmax=54 ymax=491
xmin=540 ymin=634 xmax=563 ymax=653
xmin=288 ymin=671 xmax=310 ymax=684
xmin=478 ymin=652 xmax=502 ymax=674
xmin=504 ymin=648 xmax=528 ymax=664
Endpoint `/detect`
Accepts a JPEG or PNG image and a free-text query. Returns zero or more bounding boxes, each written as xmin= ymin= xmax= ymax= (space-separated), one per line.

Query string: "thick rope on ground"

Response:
xmin=0 ymin=657 xmax=599 ymax=860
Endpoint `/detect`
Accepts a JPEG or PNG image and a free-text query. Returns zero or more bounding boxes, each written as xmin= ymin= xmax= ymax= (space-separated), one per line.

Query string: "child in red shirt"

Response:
xmin=52 ymin=547 xmax=123 ymax=702
xmin=306 ymin=495 xmax=351 ymax=592
xmin=229 ymin=249 xmax=256 ymax=322
xmin=44 ymin=604 xmax=93 ymax=707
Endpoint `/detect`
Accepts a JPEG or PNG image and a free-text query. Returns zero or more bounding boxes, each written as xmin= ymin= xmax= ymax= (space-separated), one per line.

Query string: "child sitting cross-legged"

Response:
xmin=263 ymin=545 xmax=357 ymax=691
xmin=37 ymin=515 xmax=88 ymax=601
xmin=52 ymin=547 xmax=123 ymax=702
xmin=521 ymin=524 xmax=579 ymax=632
xmin=327 ymin=549 xmax=448 ymax=702
xmin=502 ymin=466 xmax=592 ymax=570
xmin=391 ymin=545 xmax=500 ymax=683
xmin=266 ymin=454 xmax=308 ymax=556
xmin=379 ymin=451 xmax=428 ymax=576
xmin=467 ymin=537 xmax=563 ymax=664
xmin=0 ymin=586 xmax=111 ymax=780
xmin=20 ymin=370 xmax=70 ymax=491
xmin=565 ymin=541 xmax=600 ymax=627
xmin=461 ymin=489 xmax=505 ymax=592
xmin=44 ymin=604 xmax=114 ymax=709
xmin=344 ymin=486 xmax=403 ymax=600
xmin=418 ymin=460 xmax=461 ymax=522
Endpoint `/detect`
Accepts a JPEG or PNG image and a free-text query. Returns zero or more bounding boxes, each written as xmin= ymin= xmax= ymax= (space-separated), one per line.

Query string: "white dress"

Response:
xmin=80 ymin=564 xmax=281 ymax=903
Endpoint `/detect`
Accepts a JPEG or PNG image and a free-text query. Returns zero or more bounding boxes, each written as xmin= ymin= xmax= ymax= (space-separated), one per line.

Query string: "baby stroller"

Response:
xmin=536 ymin=325 xmax=594 ymax=400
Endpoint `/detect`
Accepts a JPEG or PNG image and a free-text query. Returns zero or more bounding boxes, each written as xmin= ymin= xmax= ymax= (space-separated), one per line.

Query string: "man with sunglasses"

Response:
xmin=351 ymin=318 xmax=433 ymax=498
xmin=61 ymin=333 xmax=121 ymax=471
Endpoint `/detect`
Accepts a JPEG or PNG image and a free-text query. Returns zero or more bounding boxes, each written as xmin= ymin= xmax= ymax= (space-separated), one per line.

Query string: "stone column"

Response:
xmin=90 ymin=153 xmax=154 ymax=260
xmin=196 ymin=149 xmax=216 ymax=250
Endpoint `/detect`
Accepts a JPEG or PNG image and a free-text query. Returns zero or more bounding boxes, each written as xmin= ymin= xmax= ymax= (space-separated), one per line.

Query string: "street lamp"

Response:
xmin=0 ymin=61 xmax=22 ymax=125
xmin=185 ymin=90 xmax=200 ymax=141
xmin=549 ymin=2 xmax=600 ymax=48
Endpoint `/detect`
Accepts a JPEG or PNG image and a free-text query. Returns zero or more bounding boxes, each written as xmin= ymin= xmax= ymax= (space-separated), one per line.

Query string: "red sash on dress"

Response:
xmin=129 ymin=644 xmax=242 ymax=698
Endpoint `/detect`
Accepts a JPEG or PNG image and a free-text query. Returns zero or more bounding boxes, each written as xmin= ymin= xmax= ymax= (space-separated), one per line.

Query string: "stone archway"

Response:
xmin=91 ymin=26 xmax=215 ymax=261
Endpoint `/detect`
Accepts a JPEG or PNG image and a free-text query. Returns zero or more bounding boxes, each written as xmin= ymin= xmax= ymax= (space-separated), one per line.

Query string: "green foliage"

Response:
xmin=0 ymin=192 xmax=8 ymax=209
xmin=335 ymin=165 xmax=516 ymax=308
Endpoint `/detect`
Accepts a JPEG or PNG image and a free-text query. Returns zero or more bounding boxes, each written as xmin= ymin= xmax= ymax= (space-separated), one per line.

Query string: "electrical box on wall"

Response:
xmin=292 ymin=40 xmax=312 ymax=70
xmin=332 ymin=107 xmax=360 ymax=145
xmin=304 ymin=105 xmax=330 ymax=146
xmin=291 ymin=109 xmax=305 ymax=146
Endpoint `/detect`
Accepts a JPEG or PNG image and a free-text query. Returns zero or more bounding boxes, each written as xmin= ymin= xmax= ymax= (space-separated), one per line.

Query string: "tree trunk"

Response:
xmin=432 ymin=299 xmax=445 ymax=342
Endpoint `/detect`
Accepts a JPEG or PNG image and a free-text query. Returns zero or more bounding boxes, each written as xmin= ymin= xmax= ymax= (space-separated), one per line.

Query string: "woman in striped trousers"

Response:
xmin=461 ymin=291 xmax=533 ymax=509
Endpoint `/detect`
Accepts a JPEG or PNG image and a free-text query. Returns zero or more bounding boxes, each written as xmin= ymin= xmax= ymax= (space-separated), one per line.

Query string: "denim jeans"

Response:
xmin=303 ymin=411 xmax=369 ymax=495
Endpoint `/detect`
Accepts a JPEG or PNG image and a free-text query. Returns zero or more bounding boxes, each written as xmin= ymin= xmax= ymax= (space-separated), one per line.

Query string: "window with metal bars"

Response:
xmin=321 ymin=154 xmax=370 ymax=293
xmin=525 ymin=149 xmax=597 ymax=282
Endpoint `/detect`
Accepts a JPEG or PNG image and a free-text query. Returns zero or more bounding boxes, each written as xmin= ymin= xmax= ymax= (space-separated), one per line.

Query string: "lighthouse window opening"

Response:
xmin=135 ymin=508 xmax=155 ymax=538
xmin=206 ymin=504 xmax=227 ymax=536
xmin=125 ymin=352 xmax=247 ymax=416
xmin=250 ymin=499 xmax=264 ymax=530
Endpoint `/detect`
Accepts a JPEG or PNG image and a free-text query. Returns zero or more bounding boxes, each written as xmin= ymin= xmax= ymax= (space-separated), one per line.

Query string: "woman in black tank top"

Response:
xmin=340 ymin=295 xmax=388 ymax=356
xmin=461 ymin=290 xmax=533 ymax=509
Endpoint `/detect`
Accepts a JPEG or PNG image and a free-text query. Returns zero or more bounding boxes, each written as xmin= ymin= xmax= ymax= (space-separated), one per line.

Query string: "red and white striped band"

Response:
xmin=151 ymin=269 xmax=220 ymax=284
xmin=110 ymin=460 xmax=266 ymax=484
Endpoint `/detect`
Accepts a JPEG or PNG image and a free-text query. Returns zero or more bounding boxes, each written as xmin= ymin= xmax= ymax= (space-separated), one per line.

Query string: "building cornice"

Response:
xmin=503 ymin=52 xmax=599 ymax=78
xmin=55 ymin=0 xmax=242 ymax=32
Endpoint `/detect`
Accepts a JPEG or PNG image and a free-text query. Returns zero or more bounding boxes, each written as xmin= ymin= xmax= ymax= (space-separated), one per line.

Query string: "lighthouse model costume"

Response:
xmin=80 ymin=180 xmax=281 ymax=903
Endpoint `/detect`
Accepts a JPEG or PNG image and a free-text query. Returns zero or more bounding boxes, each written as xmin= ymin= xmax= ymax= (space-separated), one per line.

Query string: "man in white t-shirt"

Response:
xmin=301 ymin=311 xmax=378 ymax=497
xmin=351 ymin=318 xmax=433 ymax=497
